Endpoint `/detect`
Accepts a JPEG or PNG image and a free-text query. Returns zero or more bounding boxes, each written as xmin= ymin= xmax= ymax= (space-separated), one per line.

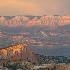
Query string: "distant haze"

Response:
xmin=0 ymin=0 xmax=70 ymax=16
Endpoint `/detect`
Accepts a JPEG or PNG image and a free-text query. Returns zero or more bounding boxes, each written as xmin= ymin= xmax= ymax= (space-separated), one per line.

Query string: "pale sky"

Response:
xmin=0 ymin=0 xmax=70 ymax=16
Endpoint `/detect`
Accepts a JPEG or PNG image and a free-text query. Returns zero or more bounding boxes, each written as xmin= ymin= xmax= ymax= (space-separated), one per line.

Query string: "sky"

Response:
xmin=0 ymin=0 xmax=70 ymax=16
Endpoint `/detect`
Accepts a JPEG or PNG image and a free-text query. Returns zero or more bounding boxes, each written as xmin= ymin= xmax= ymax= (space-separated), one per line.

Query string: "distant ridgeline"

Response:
xmin=0 ymin=44 xmax=70 ymax=64
xmin=0 ymin=15 xmax=70 ymax=27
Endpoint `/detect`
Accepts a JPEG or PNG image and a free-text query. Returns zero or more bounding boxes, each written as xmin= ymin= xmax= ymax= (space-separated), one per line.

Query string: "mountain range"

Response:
xmin=0 ymin=15 xmax=70 ymax=58
xmin=0 ymin=15 xmax=70 ymax=27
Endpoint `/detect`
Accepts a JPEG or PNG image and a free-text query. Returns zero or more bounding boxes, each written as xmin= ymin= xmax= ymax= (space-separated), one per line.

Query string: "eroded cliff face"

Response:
xmin=0 ymin=44 xmax=38 ymax=62
xmin=0 ymin=16 xmax=70 ymax=27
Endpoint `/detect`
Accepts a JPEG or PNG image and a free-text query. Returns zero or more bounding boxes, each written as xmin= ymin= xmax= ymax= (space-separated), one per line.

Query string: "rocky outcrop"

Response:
xmin=0 ymin=44 xmax=39 ymax=63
